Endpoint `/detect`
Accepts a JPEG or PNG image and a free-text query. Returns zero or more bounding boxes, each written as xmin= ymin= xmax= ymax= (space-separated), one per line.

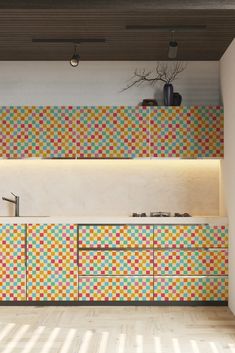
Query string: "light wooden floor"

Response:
xmin=0 ymin=306 xmax=235 ymax=353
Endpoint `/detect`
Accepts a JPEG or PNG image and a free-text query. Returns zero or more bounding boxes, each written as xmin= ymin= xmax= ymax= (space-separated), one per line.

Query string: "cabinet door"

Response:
xmin=0 ymin=106 xmax=76 ymax=158
xmin=0 ymin=224 xmax=26 ymax=301
xmin=79 ymin=277 xmax=153 ymax=301
xmin=150 ymin=106 xmax=224 ymax=158
xmin=154 ymin=277 xmax=228 ymax=302
xmin=79 ymin=225 xmax=153 ymax=248
xmin=27 ymin=224 xmax=78 ymax=301
xmin=154 ymin=225 xmax=228 ymax=248
xmin=76 ymin=106 xmax=150 ymax=158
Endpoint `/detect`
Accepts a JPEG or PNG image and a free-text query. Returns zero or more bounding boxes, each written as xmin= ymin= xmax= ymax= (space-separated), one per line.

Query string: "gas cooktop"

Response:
xmin=131 ymin=212 xmax=191 ymax=217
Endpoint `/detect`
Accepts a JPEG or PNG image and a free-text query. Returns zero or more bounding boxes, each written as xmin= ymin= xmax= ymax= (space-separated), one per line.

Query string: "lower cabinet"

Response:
xmin=79 ymin=277 xmax=153 ymax=301
xmin=0 ymin=224 xmax=26 ymax=301
xmin=27 ymin=224 xmax=78 ymax=301
xmin=0 ymin=223 xmax=229 ymax=303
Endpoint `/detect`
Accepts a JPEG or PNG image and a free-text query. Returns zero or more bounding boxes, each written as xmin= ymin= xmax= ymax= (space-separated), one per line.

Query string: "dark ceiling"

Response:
xmin=0 ymin=1 xmax=235 ymax=60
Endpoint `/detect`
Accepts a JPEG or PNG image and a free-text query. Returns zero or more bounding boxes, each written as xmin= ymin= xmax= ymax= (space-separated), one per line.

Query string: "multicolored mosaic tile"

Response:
xmin=0 ymin=106 xmax=76 ymax=158
xmin=150 ymin=106 xmax=224 ymax=158
xmin=0 ymin=105 xmax=224 ymax=159
xmin=79 ymin=225 xmax=153 ymax=248
xmin=79 ymin=250 xmax=153 ymax=276
xmin=154 ymin=250 xmax=228 ymax=276
xmin=154 ymin=225 xmax=228 ymax=248
xmin=0 ymin=224 xmax=26 ymax=301
xmin=79 ymin=277 xmax=153 ymax=301
xmin=154 ymin=276 xmax=228 ymax=301
xmin=27 ymin=224 xmax=78 ymax=301
xmin=76 ymin=106 xmax=150 ymax=158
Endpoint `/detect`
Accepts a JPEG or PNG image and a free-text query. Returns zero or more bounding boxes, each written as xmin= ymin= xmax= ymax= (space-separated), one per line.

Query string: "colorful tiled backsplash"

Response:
xmin=0 ymin=106 xmax=224 ymax=158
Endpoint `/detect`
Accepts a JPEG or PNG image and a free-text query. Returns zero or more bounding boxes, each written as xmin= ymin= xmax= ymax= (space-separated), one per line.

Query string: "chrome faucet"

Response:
xmin=2 ymin=193 xmax=20 ymax=217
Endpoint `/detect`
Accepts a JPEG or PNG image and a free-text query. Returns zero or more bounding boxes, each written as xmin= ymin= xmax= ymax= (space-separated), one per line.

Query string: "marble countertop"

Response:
xmin=0 ymin=216 xmax=228 ymax=225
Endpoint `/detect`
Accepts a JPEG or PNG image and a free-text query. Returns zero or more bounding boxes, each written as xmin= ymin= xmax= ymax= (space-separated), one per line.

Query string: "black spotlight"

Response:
xmin=168 ymin=30 xmax=178 ymax=59
xmin=70 ymin=45 xmax=80 ymax=67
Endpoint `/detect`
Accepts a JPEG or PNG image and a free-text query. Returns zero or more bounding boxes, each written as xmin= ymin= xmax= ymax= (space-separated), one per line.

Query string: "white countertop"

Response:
xmin=0 ymin=216 xmax=228 ymax=225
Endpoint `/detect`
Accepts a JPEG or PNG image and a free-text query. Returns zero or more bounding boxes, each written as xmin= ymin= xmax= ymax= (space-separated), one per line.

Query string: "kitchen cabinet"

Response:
xmin=0 ymin=224 xmax=26 ymax=301
xmin=153 ymin=224 xmax=228 ymax=302
xmin=150 ymin=106 xmax=224 ymax=158
xmin=0 ymin=222 xmax=228 ymax=303
xmin=0 ymin=106 xmax=224 ymax=159
xmin=76 ymin=106 xmax=150 ymax=158
xmin=78 ymin=224 xmax=153 ymax=301
xmin=79 ymin=223 xmax=228 ymax=303
xmin=0 ymin=106 xmax=76 ymax=158
xmin=27 ymin=224 xmax=78 ymax=301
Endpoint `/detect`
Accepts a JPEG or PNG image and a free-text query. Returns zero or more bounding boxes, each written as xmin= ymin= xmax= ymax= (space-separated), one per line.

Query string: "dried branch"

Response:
xmin=121 ymin=61 xmax=187 ymax=92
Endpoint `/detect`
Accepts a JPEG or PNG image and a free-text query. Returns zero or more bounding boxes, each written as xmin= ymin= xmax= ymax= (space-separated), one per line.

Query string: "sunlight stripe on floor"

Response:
xmin=154 ymin=337 xmax=161 ymax=353
xmin=172 ymin=338 xmax=181 ymax=353
xmin=78 ymin=330 xmax=93 ymax=353
xmin=209 ymin=341 xmax=219 ymax=353
xmin=39 ymin=327 xmax=61 ymax=353
xmin=190 ymin=340 xmax=200 ymax=353
xmin=58 ymin=328 xmax=76 ymax=353
xmin=1 ymin=324 xmax=30 ymax=353
xmin=0 ymin=323 xmax=15 ymax=342
xmin=20 ymin=326 xmax=45 ymax=353
xmin=136 ymin=334 xmax=143 ymax=353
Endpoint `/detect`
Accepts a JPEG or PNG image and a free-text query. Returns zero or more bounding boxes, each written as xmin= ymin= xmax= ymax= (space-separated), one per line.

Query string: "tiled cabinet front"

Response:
xmin=78 ymin=224 xmax=228 ymax=303
xmin=27 ymin=224 xmax=78 ymax=301
xmin=76 ymin=106 xmax=150 ymax=158
xmin=0 ymin=224 xmax=26 ymax=301
xmin=150 ymin=106 xmax=224 ymax=158
xmin=153 ymin=225 xmax=228 ymax=302
xmin=0 ymin=106 xmax=224 ymax=159
xmin=0 ymin=106 xmax=76 ymax=158
xmin=78 ymin=225 xmax=154 ymax=301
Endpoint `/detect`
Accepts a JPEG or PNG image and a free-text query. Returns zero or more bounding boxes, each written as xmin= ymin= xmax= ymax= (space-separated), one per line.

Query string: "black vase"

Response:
xmin=163 ymin=83 xmax=174 ymax=106
xmin=173 ymin=92 xmax=182 ymax=106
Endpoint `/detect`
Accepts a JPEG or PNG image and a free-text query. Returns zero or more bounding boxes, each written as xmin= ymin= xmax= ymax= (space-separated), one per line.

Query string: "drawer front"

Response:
xmin=79 ymin=250 xmax=153 ymax=276
xmin=79 ymin=225 xmax=153 ymax=248
xmin=154 ymin=277 xmax=228 ymax=301
xmin=154 ymin=250 xmax=228 ymax=276
xmin=154 ymin=225 xmax=228 ymax=248
xmin=27 ymin=224 xmax=78 ymax=301
xmin=79 ymin=277 xmax=153 ymax=301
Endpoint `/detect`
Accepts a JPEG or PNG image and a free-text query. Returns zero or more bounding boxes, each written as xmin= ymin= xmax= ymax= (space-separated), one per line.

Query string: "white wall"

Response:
xmin=0 ymin=160 xmax=219 ymax=217
xmin=220 ymin=39 xmax=235 ymax=314
xmin=0 ymin=61 xmax=220 ymax=105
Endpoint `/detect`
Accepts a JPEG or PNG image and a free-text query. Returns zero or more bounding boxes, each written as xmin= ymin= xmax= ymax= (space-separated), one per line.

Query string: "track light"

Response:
xmin=168 ymin=30 xmax=178 ymax=59
xmin=70 ymin=45 xmax=80 ymax=67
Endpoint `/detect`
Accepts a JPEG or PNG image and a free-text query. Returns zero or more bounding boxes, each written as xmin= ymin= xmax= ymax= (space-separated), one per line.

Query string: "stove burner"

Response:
xmin=150 ymin=212 xmax=171 ymax=217
xmin=131 ymin=212 xmax=192 ymax=217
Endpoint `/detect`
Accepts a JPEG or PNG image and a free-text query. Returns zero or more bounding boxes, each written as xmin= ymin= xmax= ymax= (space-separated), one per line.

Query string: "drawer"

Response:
xmin=78 ymin=250 xmax=153 ymax=276
xmin=79 ymin=225 xmax=153 ymax=248
xmin=154 ymin=249 xmax=228 ymax=276
xmin=154 ymin=225 xmax=228 ymax=248
xmin=79 ymin=277 xmax=153 ymax=301
xmin=154 ymin=276 xmax=228 ymax=301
